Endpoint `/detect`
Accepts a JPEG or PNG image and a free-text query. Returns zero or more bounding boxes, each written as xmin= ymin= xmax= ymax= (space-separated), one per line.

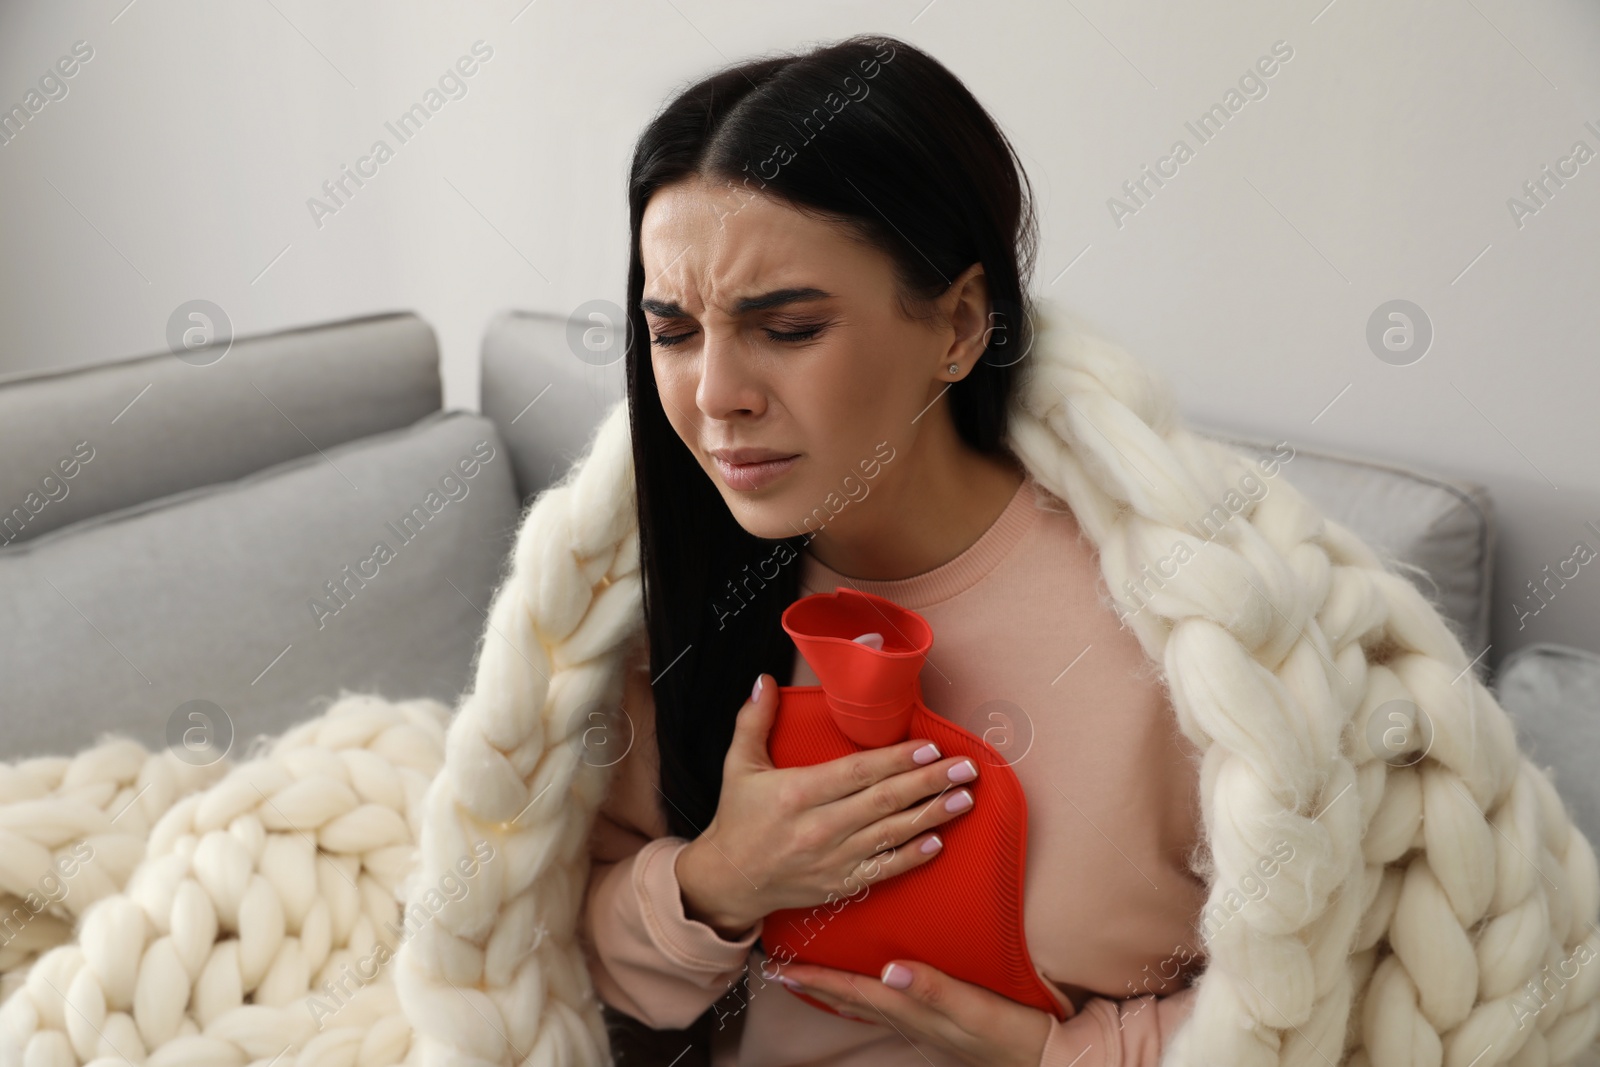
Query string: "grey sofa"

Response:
xmin=0 ymin=309 xmax=1585 ymax=821
xmin=0 ymin=313 xmax=520 ymax=759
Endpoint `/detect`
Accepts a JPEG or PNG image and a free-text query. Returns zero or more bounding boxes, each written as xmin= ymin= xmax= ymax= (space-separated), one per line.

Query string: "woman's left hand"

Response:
xmin=775 ymin=959 xmax=1053 ymax=1067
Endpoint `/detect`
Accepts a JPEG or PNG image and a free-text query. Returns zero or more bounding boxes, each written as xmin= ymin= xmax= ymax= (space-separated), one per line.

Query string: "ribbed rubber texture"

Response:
xmin=764 ymin=684 xmax=1064 ymax=1019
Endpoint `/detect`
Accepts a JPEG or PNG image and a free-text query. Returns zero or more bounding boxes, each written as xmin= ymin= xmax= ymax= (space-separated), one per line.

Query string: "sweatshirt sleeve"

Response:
xmin=579 ymin=649 xmax=765 ymax=1030
xmin=1038 ymin=985 xmax=1198 ymax=1067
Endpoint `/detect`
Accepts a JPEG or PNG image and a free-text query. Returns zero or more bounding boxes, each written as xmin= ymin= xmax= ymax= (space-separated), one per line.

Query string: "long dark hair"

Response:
xmin=624 ymin=34 xmax=1039 ymax=838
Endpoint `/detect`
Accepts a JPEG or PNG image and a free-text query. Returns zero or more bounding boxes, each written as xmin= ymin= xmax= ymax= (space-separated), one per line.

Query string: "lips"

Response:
xmin=712 ymin=452 xmax=800 ymax=492
xmin=711 ymin=448 xmax=798 ymax=465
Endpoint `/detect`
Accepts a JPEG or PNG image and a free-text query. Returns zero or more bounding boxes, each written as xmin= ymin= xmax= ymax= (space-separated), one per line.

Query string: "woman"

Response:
xmin=581 ymin=34 xmax=1207 ymax=1067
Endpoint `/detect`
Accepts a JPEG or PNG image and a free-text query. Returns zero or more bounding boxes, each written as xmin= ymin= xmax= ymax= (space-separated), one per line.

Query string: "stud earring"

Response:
xmin=948 ymin=362 xmax=961 ymax=376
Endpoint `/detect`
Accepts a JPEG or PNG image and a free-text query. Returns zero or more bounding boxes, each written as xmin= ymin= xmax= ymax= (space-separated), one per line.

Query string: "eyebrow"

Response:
xmin=639 ymin=287 xmax=835 ymax=318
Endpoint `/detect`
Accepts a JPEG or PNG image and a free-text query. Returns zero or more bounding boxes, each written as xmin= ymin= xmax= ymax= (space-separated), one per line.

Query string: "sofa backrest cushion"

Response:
xmin=0 ymin=411 xmax=518 ymax=758
xmin=1197 ymin=427 xmax=1495 ymax=661
xmin=479 ymin=309 xmax=624 ymax=504
xmin=0 ymin=312 xmax=441 ymax=547
xmin=1496 ymin=642 xmax=1600 ymax=845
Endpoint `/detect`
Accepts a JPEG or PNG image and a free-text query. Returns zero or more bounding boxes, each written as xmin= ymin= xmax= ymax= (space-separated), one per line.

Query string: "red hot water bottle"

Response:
xmin=763 ymin=586 xmax=1065 ymax=1020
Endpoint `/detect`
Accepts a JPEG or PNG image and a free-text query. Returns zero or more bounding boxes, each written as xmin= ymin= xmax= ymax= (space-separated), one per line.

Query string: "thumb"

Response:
xmin=726 ymin=673 xmax=777 ymax=771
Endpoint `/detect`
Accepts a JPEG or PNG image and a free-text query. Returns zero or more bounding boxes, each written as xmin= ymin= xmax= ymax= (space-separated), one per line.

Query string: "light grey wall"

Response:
xmin=2 ymin=0 xmax=1597 ymax=664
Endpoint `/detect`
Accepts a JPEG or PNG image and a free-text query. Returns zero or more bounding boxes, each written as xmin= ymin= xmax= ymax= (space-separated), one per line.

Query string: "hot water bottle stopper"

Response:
xmin=762 ymin=586 xmax=1065 ymax=1019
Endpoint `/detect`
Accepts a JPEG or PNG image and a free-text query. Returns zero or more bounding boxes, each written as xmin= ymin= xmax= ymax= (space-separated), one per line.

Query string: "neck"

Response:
xmin=803 ymin=443 xmax=1024 ymax=581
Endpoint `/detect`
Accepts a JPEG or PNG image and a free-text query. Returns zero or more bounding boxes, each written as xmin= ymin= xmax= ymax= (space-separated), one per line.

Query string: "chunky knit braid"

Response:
xmin=394 ymin=401 xmax=642 ymax=1066
xmin=1008 ymin=316 xmax=1367 ymax=1066
xmin=1007 ymin=309 xmax=1600 ymax=1066
xmin=0 ymin=693 xmax=449 ymax=1066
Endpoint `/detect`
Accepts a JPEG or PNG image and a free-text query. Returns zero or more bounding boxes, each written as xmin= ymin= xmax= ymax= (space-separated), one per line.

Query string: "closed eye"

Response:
xmin=765 ymin=323 xmax=825 ymax=343
xmin=649 ymin=322 xmax=829 ymax=347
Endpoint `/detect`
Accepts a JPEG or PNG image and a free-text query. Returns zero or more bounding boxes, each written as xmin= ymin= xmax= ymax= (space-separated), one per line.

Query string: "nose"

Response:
xmin=695 ymin=326 xmax=764 ymax=420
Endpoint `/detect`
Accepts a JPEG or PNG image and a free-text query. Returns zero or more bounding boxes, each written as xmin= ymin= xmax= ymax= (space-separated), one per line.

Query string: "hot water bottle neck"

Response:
xmin=763 ymin=586 xmax=1065 ymax=1019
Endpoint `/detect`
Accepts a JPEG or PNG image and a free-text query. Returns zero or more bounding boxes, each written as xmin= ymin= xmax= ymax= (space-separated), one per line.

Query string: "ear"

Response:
xmin=937 ymin=262 xmax=990 ymax=378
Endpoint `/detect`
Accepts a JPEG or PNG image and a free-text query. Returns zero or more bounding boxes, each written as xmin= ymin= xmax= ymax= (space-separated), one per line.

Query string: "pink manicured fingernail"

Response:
xmin=751 ymin=676 xmax=764 ymax=703
xmin=920 ymin=835 xmax=943 ymax=855
xmin=779 ymin=976 xmax=802 ymax=992
xmin=881 ymin=963 xmax=913 ymax=989
xmin=947 ymin=759 xmax=977 ymax=783
xmin=912 ymin=743 xmax=941 ymax=765
xmin=945 ymin=789 xmax=973 ymax=813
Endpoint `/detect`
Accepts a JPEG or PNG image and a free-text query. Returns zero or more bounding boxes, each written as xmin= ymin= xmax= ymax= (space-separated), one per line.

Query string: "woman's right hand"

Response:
xmin=675 ymin=672 xmax=979 ymax=939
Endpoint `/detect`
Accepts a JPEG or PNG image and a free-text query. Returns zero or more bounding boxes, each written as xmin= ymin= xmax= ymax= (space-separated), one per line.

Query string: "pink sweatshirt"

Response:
xmin=582 ymin=469 xmax=1208 ymax=1066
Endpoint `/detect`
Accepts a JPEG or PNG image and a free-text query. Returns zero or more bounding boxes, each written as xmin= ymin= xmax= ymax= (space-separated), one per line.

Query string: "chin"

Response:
xmin=720 ymin=493 xmax=804 ymax=542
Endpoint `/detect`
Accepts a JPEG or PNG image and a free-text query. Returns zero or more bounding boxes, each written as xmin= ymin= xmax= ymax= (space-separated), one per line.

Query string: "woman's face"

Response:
xmin=639 ymin=174 xmax=979 ymax=542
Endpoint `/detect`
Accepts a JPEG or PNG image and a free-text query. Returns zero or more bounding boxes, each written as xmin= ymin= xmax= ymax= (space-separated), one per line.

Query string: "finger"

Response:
xmin=782 ymin=964 xmax=950 ymax=1041
xmin=825 ymin=755 xmax=979 ymax=841
xmin=777 ymin=965 xmax=888 ymax=1025
xmin=725 ymin=673 xmax=778 ymax=772
xmin=799 ymin=738 xmax=950 ymax=808
xmin=873 ymin=960 xmax=1028 ymax=1047
xmin=784 ymin=960 xmax=1029 ymax=1054
xmin=851 ymin=964 xmax=973 ymax=1047
xmin=789 ymin=985 xmax=878 ymax=1024
xmin=834 ymin=828 xmax=944 ymax=894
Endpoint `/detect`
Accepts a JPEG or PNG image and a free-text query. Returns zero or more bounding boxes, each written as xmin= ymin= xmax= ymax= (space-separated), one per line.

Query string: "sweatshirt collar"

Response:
xmin=798 ymin=471 xmax=1044 ymax=609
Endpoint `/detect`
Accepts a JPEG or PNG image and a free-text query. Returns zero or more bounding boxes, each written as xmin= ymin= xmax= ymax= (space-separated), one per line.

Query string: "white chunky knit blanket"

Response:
xmin=3 ymin=306 xmax=1597 ymax=1067
xmin=1 ymin=695 xmax=451 ymax=1066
